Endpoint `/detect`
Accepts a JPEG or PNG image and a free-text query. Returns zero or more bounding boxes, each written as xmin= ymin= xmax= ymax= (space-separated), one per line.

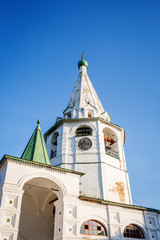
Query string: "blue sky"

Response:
xmin=0 ymin=0 xmax=160 ymax=209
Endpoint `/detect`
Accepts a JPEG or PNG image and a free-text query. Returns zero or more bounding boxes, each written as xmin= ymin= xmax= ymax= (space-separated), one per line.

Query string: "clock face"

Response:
xmin=78 ymin=137 xmax=92 ymax=150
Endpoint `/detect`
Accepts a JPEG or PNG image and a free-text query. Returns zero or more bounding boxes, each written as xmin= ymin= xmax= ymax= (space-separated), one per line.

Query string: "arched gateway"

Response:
xmin=18 ymin=177 xmax=60 ymax=240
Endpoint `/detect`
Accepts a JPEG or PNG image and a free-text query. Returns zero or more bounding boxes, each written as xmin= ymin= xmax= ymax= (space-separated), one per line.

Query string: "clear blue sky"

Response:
xmin=0 ymin=0 xmax=160 ymax=209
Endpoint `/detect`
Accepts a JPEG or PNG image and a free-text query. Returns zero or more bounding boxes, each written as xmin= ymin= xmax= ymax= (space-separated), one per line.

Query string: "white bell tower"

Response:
xmin=45 ymin=56 xmax=132 ymax=205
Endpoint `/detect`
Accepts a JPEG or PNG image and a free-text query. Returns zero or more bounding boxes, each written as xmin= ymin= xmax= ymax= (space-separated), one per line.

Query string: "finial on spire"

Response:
xmin=81 ymin=51 xmax=84 ymax=59
xmin=78 ymin=52 xmax=88 ymax=69
xmin=37 ymin=120 xmax=41 ymax=125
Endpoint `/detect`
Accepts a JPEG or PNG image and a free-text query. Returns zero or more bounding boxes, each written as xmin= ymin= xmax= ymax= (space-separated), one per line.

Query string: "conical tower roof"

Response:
xmin=21 ymin=120 xmax=50 ymax=165
xmin=67 ymin=58 xmax=105 ymax=114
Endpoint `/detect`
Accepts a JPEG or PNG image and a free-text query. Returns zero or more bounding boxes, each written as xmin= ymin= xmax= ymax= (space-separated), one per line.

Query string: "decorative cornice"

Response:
xmin=55 ymin=162 xmax=128 ymax=173
xmin=79 ymin=196 xmax=160 ymax=214
xmin=0 ymin=155 xmax=84 ymax=176
xmin=44 ymin=117 xmax=124 ymax=137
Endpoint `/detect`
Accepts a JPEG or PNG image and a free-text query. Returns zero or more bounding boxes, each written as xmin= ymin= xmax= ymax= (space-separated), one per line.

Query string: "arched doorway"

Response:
xmin=18 ymin=177 xmax=60 ymax=240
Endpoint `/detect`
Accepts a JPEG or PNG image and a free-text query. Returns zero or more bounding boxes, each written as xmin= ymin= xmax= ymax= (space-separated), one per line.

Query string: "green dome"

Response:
xmin=78 ymin=59 xmax=88 ymax=69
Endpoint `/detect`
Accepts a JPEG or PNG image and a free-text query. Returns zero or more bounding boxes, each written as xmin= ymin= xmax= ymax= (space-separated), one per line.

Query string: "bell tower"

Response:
xmin=45 ymin=56 xmax=132 ymax=205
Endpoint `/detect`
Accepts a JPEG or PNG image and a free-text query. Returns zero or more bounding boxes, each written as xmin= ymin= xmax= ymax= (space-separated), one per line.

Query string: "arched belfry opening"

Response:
xmin=18 ymin=177 xmax=61 ymax=240
xmin=50 ymin=132 xmax=59 ymax=158
xmin=75 ymin=125 xmax=93 ymax=136
xmin=103 ymin=127 xmax=119 ymax=158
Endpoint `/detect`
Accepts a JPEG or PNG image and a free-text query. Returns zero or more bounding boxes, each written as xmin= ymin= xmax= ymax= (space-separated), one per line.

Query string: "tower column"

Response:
xmin=0 ymin=183 xmax=24 ymax=240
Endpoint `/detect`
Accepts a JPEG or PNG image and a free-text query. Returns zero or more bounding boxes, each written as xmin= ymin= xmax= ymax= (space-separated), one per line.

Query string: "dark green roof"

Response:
xmin=21 ymin=120 xmax=50 ymax=165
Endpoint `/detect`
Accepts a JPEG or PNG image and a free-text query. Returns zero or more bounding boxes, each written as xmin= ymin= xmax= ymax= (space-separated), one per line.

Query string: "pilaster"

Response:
xmin=62 ymin=196 xmax=79 ymax=239
xmin=0 ymin=183 xmax=24 ymax=240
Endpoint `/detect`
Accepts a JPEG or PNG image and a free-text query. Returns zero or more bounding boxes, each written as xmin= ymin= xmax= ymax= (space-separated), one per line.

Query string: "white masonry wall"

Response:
xmin=61 ymin=197 xmax=160 ymax=240
xmin=0 ymin=159 xmax=80 ymax=240
xmin=0 ymin=158 xmax=160 ymax=240
xmin=46 ymin=118 xmax=132 ymax=204
xmin=0 ymin=162 xmax=7 ymax=204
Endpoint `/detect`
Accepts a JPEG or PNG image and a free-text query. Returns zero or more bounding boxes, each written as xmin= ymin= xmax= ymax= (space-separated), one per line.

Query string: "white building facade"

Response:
xmin=0 ymin=57 xmax=160 ymax=240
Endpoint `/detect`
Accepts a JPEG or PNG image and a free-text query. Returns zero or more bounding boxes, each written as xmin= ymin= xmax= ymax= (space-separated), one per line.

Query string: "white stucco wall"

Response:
xmin=0 ymin=158 xmax=81 ymax=240
xmin=46 ymin=118 xmax=132 ymax=204
xmin=0 ymin=158 xmax=160 ymax=240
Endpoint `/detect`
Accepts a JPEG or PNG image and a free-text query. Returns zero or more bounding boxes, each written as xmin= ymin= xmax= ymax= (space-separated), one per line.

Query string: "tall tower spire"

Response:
xmin=63 ymin=56 xmax=111 ymax=121
xmin=45 ymin=56 xmax=132 ymax=204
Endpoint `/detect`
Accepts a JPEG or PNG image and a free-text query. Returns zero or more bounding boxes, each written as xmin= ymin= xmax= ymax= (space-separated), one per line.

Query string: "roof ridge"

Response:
xmin=32 ymin=125 xmax=39 ymax=162
xmin=39 ymin=127 xmax=48 ymax=164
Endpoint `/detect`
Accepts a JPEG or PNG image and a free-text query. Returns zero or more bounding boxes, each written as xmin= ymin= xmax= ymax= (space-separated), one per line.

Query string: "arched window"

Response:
xmin=80 ymin=220 xmax=107 ymax=236
xmin=50 ymin=132 xmax=59 ymax=158
xmin=76 ymin=126 xmax=92 ymax=136
xmin=124 ymin=224 xmax=145 ymax=239
xmin=103 ymin=128 xmax=119 ymax=158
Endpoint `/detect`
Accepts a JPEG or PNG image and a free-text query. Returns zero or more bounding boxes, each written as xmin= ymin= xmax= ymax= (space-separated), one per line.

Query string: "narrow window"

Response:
xmin=50 ymin=132 xmax=59 ymax=158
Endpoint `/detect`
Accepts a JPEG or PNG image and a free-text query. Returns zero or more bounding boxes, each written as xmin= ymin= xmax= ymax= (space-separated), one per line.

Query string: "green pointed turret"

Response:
xmin=21 ymin=120 xmax=51 ymax=165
